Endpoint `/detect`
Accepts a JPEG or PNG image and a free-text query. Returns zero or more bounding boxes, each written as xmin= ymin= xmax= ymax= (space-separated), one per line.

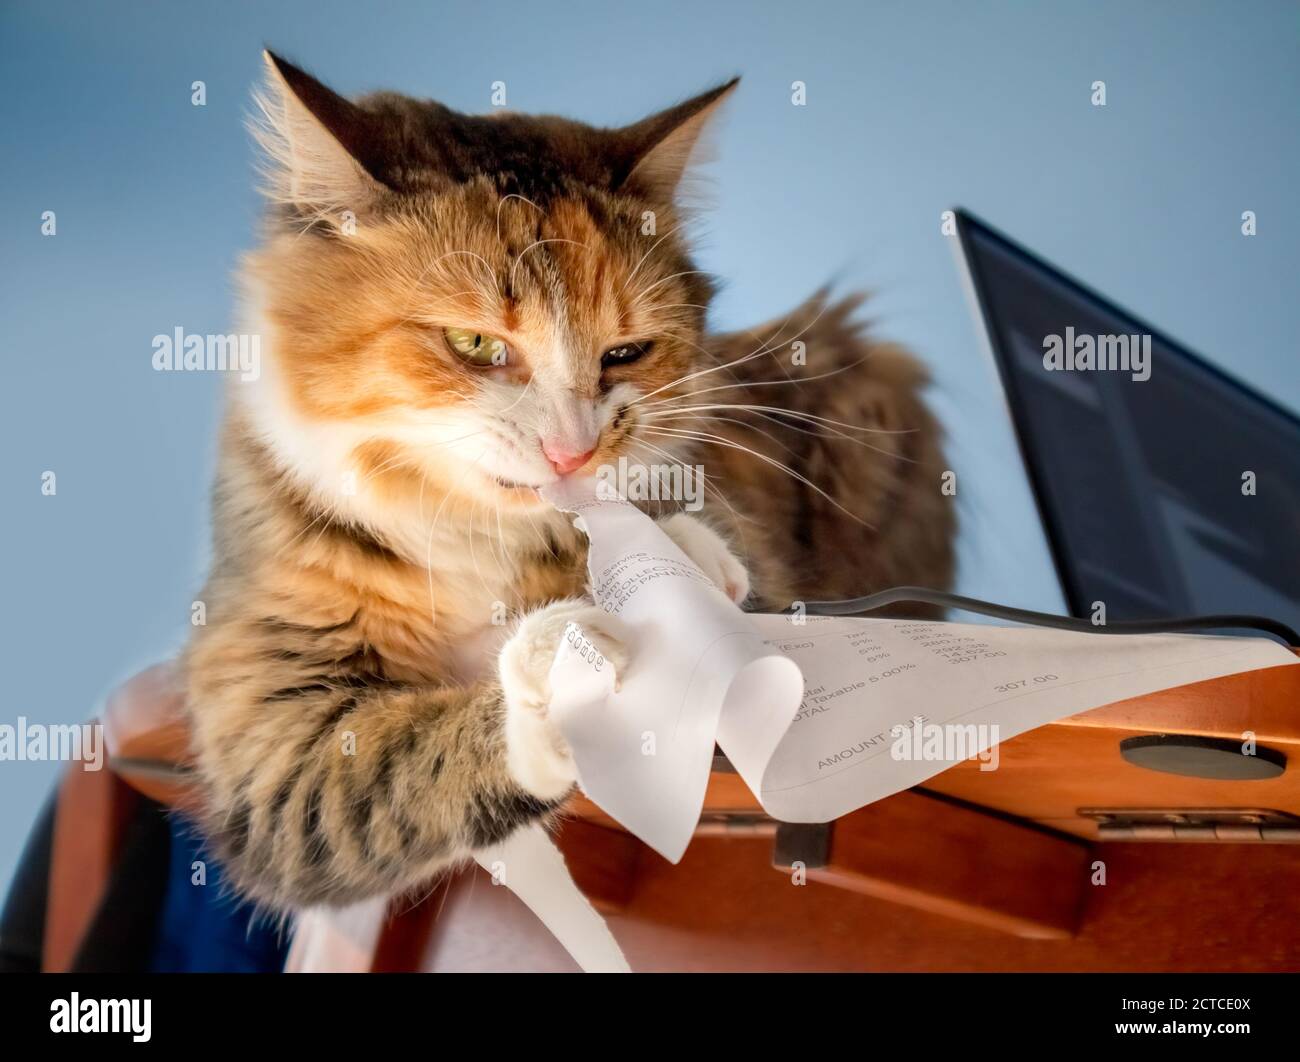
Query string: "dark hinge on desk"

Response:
xmin=1079 ymin=807 xmax=1300 ymax=842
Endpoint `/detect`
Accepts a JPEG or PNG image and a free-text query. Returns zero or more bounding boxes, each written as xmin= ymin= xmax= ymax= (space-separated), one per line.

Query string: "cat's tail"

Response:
xmin=689 ymin=289 xmax=957 ymax=610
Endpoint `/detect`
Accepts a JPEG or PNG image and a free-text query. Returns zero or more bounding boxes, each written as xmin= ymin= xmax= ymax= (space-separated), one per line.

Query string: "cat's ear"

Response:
xmin=251 ymin=50 xmax=390 ymax=226
xmin=615 ymin=78 xmax=740 ymax=204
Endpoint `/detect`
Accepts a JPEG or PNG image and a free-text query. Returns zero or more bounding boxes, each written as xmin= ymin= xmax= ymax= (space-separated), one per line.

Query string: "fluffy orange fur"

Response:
xmin=182 ymin=53 xmax=954 ymax=909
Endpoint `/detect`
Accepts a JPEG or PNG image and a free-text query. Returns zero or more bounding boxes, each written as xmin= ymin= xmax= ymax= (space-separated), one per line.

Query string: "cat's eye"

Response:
xmin=601 ymin=341 xmax=653 ymax=369
xmin=443 ymin=327 xmax=508 ymax=367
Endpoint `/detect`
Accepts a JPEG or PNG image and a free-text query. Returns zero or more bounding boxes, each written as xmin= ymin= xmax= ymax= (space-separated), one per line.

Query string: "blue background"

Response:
xmin=2 ymin=0 xmax=1297 ymax=893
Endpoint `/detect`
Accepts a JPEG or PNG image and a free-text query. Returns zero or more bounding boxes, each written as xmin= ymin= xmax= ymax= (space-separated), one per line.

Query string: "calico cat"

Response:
xmin=184 ymin=51 xmax=955 ymax=909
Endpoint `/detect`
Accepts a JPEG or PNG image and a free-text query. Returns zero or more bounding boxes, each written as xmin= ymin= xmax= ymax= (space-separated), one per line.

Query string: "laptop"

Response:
xmin=953 ymin=209 xmax=1300 ymax=635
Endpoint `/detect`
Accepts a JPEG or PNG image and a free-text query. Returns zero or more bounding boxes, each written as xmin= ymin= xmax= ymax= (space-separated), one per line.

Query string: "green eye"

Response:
xmin=601 ymin=341 xmax=653 ymax=369
xmin=443 ymin=327 xmax=508 ymax=367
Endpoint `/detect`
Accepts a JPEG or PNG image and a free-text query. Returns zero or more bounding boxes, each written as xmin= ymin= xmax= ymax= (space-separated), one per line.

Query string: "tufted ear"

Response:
xmin=615 ymin=78 xmax=739 ymax=204
xmin=251 ymin=50 xmax=391 ymax=225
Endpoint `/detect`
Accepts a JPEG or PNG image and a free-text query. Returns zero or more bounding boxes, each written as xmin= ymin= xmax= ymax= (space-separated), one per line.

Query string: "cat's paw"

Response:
xmin=659 ymin=513 xmax=751 ymax=605
xmin=498 ymin=599 xmax=628 ymax=801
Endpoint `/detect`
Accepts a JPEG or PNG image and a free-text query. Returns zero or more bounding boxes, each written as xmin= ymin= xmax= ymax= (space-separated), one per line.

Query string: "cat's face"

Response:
xmin=243 ymin=52 xmax=735 ymax=516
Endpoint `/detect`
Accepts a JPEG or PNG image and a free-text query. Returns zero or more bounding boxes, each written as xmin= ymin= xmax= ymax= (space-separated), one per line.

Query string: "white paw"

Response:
xmin=659 ymin=513 xmax=751 ymax=605
xmin=498 ymin=599 xmax=628 ymax=801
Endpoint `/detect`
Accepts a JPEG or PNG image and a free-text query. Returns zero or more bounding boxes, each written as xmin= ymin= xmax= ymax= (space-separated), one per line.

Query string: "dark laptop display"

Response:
xmin=955 ymin=210 xmax=1300 ymax=633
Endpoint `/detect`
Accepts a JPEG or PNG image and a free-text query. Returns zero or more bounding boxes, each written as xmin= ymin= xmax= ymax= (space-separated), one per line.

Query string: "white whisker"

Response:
xmin=629 ymin=268 xmax=711 ymax=304
xmin=625 ymin=299 xmax=834 ymax=410
xmin=642 ymin=425 xmax=873 ymax=529
xmin=618 ymin=222 xmax=685 ymax=296
xmin=648 ymin=408 xmax=906 ymax=459
xmin=509 ymin=238 xmax=586 ymax=293
xmin=643 ymin=348 xmax=879 ymax=409
xmin=496 ymin=192 xmax=543 ymax=242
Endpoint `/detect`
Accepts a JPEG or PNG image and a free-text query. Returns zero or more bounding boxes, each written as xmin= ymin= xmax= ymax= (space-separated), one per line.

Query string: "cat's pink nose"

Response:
xmin=542 ymin=442 xmax=596 ymax=476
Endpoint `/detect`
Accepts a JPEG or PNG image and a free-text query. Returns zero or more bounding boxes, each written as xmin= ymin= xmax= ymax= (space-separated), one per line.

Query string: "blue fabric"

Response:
xmin=150 ymin=816 xmax=291 ymax=973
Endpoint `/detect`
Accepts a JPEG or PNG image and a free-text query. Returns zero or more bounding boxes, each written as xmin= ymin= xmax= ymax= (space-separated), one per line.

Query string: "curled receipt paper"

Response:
xmin=541 ymin=477 xmax=1298 ymax=865
xmin=291 ymin=478 xmax=1297 ymax=973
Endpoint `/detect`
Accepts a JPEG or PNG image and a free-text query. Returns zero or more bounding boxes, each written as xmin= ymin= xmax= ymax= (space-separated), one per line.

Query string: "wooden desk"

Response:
xmin=550 ymin=659 xmax=1300 ymax=953
xmin=75 ymin=656 xmax=1300 ymax=971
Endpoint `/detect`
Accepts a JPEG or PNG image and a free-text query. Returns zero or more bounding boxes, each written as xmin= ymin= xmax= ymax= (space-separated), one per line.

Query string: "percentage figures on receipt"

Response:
xmin=867 ymin=662 xmax=917 ymax=683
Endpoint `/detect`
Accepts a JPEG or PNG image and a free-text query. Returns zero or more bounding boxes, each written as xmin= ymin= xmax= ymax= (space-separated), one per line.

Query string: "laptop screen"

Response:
xmin=956 ymin=210 xmax=1300 ymax=634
